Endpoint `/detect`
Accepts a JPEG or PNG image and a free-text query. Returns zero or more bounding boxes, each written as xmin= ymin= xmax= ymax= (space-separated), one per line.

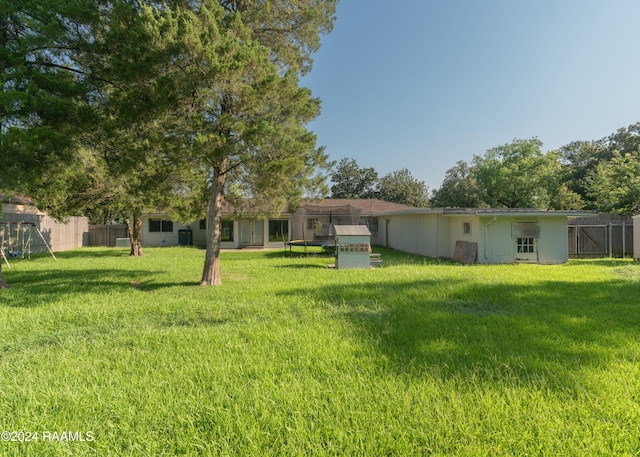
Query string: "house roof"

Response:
xmin=220 ymin=198 xmax=418 ymax=216
xmin=0 ymin=194 xmax=33 ymax=205
xmin=300 ymin=198 xmax=416 ymax=215
xmin=143 ymin=198 xmax=416 ymax=219
xmin=441 ymin=208 xmax=598 ymax=218
xmin=333 ymin=225 xmax=372 ymax=236
xmin=374 ymin=207 xmax=598 ymax=218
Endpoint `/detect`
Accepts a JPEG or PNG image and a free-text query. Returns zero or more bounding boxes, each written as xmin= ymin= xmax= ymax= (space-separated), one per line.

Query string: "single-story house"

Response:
xmin=0 ymin=192 xmax=599 ymax=264
xmin=141 ymin=200 xmax=594 ymax=264
xmin=375 ymin=208 xmax=596 ymax=264
xmin=140 ymin=199 xmax=415 ymax=249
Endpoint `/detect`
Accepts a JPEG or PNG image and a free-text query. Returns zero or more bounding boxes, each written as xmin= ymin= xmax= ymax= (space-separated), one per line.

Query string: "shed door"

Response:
xmin=515 ymin=237 xmax=537 ymax=261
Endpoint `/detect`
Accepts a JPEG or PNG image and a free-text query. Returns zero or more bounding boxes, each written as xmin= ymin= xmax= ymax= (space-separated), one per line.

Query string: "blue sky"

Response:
xmin=302 ymin=1 xmax=640 ymax=190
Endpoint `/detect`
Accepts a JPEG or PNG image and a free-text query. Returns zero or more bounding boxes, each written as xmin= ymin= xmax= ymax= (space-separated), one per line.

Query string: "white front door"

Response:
xmin=240 ymin=220 xmax=264 ymax=246
xmin=515 ymin=237 xmax=537 ymax=262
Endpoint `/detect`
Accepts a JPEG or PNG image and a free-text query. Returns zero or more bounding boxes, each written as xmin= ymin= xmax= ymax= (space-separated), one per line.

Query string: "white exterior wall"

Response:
xmin=446 ymin=216 xmax=481 ymax=260
xmin=478 ymin=217 xmax=514 ymax=263
xmin=379 ymin=212 xmax=571 ymax=264
xmin=192 ymin=224 xmax=207 ymax=247
xmin=536 ymin=217 xmax=569 ymax=264
xmin=142 ymin=217 xmax=242 ymax=249
xmin=478 ymin=216 xmax=569 ymax=264
xmin=386 ymin=213 xmax=450 ymax=258
xmin=335 ymin=234 xmax=371 ymax=269
xmin=141 ymin=216 xmax=290 ymax=249
xmin=141 ymin=217 xmax=189 ymax=247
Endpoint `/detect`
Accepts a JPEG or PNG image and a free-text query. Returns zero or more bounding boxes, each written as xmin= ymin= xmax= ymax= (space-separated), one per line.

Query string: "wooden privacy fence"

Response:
xmin=568 ymin=223 xmax=633 ymax=258
xmin=1 ymin=210 xmax=88 ymax=253
xmin=87 ymin=224 xmax=128 ymax=247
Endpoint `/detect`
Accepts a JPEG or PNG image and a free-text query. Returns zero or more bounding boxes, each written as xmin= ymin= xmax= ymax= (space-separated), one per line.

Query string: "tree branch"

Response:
xmin=24 ymin=60 xmax=119 ymax=87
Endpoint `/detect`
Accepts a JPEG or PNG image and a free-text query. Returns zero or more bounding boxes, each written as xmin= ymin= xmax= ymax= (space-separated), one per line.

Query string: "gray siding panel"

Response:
xmin=388 ymin=213 xmax=447 ymax=258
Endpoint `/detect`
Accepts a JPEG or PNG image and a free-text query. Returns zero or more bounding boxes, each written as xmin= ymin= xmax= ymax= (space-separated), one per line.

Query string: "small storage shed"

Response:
xmin=333 ymin=225 xmax=372 ymax=269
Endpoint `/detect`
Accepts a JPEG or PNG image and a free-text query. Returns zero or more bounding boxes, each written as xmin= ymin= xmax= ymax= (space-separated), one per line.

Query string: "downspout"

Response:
xmin=484 ymin=217 xmax=497 ymax=261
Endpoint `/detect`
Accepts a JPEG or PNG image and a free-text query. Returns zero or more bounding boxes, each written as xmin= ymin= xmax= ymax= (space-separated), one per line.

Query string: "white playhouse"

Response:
xmin=333 ymin=225 xmax=375 ymax=269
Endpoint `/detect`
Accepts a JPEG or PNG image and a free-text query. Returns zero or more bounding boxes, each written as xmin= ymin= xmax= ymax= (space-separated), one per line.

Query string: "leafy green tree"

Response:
xmin=79 ymin=2 xmax=185 ymax=256
xmin=0 ymin=0 xmax=98 ymax=209
xmin=377 ymin=168 xmax=430 ymax=207
xmin=473 ymin=138 xmax=580 ymax=209
xmin=1 ymin=1 xmax=188 ymax=256
xmin=559 ymin=123 xmax=640 ymax=209
xmin=474 ymin=138 xmax=544 ymax=207
xmin=558 ymin=140 xmax=608 ymax=208
xmin=431 ymin=160 xmax=483 ymax=208
xmin=607 ymin=122 xmax=640 ymax=156
xmin=2 ymin=0 xmax=337 ymax=282
xmin=330 ymin=158 xmax=378 ymax=199
xmin=587 ymin=150 xmax=640 ymax=215
xmin=165 ymin=0 xmax=337 ymax=286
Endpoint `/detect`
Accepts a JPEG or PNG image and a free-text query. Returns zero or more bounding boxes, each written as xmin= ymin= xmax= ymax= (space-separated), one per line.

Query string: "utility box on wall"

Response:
xmin=333 ymin=225 xmax=372 ymax=269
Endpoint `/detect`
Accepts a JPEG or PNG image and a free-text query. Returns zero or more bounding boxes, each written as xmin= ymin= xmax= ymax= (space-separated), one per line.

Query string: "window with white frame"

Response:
xmin=221 ymin=220 xmax=233 ymax=242
xmin=463 ymin=221 xmax=472 ymax=235
xmin=268 ymin=219 xmax=289 ymax=242
xmin=516 ymin=237 xmax=535 ymax=253
xmin=149 ymin=219 xmax=173 ymax=233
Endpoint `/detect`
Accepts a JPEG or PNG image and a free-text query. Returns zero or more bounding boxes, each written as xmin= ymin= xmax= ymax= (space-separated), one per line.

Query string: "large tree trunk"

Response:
xmin=126 ymin=211 xmax=145 ymax=257
xmin=201 ymin=164 xmax=227 ymax=286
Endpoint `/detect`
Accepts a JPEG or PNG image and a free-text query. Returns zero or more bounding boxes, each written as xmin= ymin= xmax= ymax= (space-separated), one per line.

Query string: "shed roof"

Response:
xmin=374 ymin=207 xmax=598 ymax=218
xmin=441 ymin=208 xmax=597 ymax=217
xmin=0 ymin=194 xmax=34 ymax=205
xmin=333 ymin=225 xmax=372 ymax=236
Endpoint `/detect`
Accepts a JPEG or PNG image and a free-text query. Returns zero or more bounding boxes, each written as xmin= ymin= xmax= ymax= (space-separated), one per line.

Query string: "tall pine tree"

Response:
xmin=165 ymin=0 xmax=337 ymax=285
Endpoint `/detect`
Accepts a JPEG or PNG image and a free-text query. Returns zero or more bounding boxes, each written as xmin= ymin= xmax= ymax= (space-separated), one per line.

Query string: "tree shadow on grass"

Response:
xmin=0 ymin=267 xmax=185 ymax=307
xmin=265 ymin=246 xmax=464 ymax=268
xmin=264 ymin=250 xmax=335 ymax=260
xmin=52 ymin=249 xmax=133 ymax=259
xmin=278 ymin=274 xmax=640 ymax=391
xmin=275 ymin=264 xmax=328 ymax=269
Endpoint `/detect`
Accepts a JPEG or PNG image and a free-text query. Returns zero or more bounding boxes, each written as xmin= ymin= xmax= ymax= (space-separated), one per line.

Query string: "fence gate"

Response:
xmin=568 ymin=223 xmax=633 ymax=258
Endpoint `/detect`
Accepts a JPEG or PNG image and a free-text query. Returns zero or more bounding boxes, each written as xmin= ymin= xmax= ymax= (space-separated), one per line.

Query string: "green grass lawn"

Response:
xmin=1 ymin=247 xmax=639 ymax=456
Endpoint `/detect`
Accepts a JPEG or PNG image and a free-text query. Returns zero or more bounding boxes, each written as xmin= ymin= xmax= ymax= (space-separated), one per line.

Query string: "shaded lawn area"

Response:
xmin=0 ymin=247 xmax=639 ymax=456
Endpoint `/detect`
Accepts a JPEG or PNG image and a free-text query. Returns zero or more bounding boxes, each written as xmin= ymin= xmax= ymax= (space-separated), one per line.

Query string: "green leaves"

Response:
xmin=1 ymin=0 xmax=337 ymax=278
xmin=377 ymin=168 xmax=430 ymax=208
xmin=587 ymin=150 xmax=640 ymax=215
xmin=431 ymin=160 xmax=483 ymax=208
xmin=330 ymin=158 xmax=379 ymax=199
xmin=471 ymin=138 xmax=583 ymax=210
xmin=329 ymin=160 xmax=430 ymax=207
